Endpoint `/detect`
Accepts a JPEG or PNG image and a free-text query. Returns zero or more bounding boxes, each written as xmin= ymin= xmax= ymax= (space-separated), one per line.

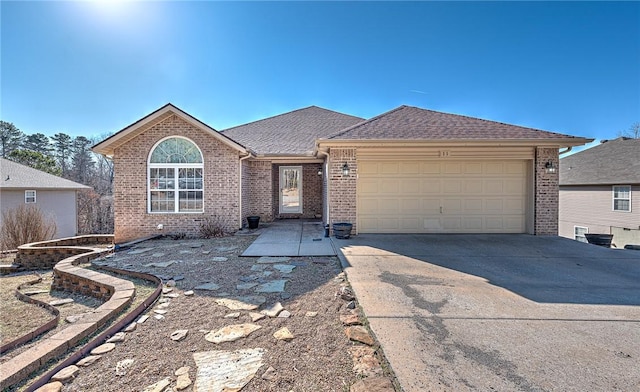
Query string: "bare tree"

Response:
xmin=617 ymin=122 xmax=640 ymax=139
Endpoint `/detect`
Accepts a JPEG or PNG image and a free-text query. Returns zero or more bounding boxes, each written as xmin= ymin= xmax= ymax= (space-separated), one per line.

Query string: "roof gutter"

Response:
xmin=317 ymin=138 xmax=594 ymax=148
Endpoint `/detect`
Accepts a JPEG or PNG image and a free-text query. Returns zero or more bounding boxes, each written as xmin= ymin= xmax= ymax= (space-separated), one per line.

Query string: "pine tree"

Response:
xmin=0 ymin=121 xmax=24 ymax=158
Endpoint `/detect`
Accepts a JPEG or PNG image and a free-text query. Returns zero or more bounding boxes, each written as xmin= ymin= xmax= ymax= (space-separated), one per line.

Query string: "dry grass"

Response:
xmin=0 ymin=205 xmax=56 ymax=251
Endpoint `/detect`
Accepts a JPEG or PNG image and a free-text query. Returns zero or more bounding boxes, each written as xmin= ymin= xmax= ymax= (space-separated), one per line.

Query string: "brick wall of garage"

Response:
xmin=272 ymin=163 xmax=323 ymax=219
xmin=113 ymin=115 xmax=241 ymax=243
xmin=327 ymin=148 xmax=357 ymax=233
xmin=535 ymin=147 xmax=559 ymax=235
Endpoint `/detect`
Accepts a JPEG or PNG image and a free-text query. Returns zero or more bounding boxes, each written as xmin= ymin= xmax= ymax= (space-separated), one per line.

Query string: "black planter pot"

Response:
xmin=585 ymin=233 xmax=613 ymax=248
xmin=247 ymin=216 xmax=260 ymax=229
xmin=333 ymin=223 xmax=353 ymax=239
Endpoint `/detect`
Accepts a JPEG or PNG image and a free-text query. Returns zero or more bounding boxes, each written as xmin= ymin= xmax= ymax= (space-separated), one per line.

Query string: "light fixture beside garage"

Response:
xmin=545 ymin=160 xmax=557 ymax=174
xmin=342 ymin=162 xmax=350 ymax=177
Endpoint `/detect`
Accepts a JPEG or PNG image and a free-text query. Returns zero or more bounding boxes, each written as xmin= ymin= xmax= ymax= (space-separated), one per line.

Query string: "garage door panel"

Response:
xmin=358 ymin=159 xmax=528 ymax=233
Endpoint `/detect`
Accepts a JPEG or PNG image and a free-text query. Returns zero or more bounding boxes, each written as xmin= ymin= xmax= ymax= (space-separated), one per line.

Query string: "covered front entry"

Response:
xmin=357 ymin=159 xmax=531 ymax=233
xmin=272 ymin=162 xmax=323 ymax=220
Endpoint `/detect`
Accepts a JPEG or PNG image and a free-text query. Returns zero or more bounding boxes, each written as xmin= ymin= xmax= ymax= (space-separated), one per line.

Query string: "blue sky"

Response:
xmin=1 ymin=1 xmax=638 ymax=152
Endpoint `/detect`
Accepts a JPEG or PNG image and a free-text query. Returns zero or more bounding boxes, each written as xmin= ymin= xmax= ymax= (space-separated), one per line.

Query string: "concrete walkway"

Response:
xmin=241 ymin=220 xmax=336 ymax=257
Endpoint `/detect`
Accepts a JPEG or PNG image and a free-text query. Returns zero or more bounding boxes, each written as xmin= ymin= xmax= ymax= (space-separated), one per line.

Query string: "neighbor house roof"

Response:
xmin=0 ymin=158 xmax=91 ymax=190
xmin=560 ymin=137 xmax=640 ymax=186
xmin=92 ymin=103 xmax=248 ymax=156
xmin=323 ymin=105 xmax=590 ymax=146
xmin=221 ymin=106 xmax=364 ymax=156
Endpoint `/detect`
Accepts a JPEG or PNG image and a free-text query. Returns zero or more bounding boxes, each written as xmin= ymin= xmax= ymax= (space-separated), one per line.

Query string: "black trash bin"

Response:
xmin=332 ymin=223 xmax=353 ymax=239
xmin=247 ymin=216 xmax=260 ymax=229
xmin=585 ymin=233 xmax=613 ymax=248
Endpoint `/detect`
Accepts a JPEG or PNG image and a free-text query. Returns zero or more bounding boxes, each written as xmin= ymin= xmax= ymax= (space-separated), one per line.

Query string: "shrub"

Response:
xmin=0 ymin=205 xmax=57 ymax=251
xmin=199 ymin=216 xmax=228 ymax=238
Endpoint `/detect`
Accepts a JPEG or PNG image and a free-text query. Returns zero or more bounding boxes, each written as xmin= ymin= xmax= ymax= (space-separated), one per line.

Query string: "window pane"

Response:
xmin=151 ymin=168 xmax=175 ymax=190
xmin=614 ymin=200 xmax=630 ymax=211
xmin=150 ymin=138 xmax=203 ymax=163
xmin=179 ymin=191 xmax=203 ymax=212
xmin=150 ymin=191 xmax=175 ymax=212
xmin=614 ymin=187 xmax=630 ymax=199
xmin=178 ymin=168 xmax=203 ymax=190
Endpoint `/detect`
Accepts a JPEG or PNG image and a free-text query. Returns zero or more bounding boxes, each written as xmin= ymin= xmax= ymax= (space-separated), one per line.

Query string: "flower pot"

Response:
xmin=332 ymin=223 xmax=353 ymax=239
xmin=247 ymin=216 xmax=260 ymax=229
xmin=585 ymin=233 xmax=613 ymax=248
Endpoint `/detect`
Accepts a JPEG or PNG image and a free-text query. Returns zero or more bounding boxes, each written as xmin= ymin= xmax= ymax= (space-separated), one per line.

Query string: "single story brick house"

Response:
xmin=92 ymin=103 xmax=591 ymax=243
xmin=559 ymin=137 xmax=640 ymax=247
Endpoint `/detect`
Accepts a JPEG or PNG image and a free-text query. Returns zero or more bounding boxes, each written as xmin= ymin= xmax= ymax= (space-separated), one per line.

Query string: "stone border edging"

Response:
xmin=0 ymin=235 xmax=140 ymax=390
xmin=24 ymin=267 xmax=162 ymax=392
xmin=0 ymin=276 xmax=60 ymax=355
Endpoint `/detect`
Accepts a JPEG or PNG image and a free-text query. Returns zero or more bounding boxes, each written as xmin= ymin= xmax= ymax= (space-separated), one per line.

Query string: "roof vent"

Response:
xmin=5 ymin=175 xmax=9 ymax=181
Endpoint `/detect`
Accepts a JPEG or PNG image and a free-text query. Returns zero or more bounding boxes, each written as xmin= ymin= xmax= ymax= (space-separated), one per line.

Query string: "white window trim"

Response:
xmin=147 ymin=136 xmax=204 ymax=214
xmin=25 ymin=190 xmax=36 ymax=203
xmin=574 ymin=226 xmax=588 ymax=243
xmin=612 ymin=185 xmax=632 ymax=212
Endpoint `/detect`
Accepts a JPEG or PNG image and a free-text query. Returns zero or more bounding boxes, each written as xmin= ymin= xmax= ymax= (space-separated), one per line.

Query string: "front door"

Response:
xmin=279 ymin=166 xmax=302 ymax=214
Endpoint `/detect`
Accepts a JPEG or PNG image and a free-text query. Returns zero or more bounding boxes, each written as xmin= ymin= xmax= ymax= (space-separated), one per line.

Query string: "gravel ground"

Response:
xmin=60 ymin=234 xmax=389 ymax=392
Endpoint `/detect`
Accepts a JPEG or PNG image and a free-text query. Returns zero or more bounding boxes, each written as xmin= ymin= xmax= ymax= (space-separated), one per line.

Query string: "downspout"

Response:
xmin=238 ymin=153 xmax=252 ymax=230
xmin=316 ymin=147 xmax=330 ymax=225
xmin=559 ymin=146 xmax=572 ymax=155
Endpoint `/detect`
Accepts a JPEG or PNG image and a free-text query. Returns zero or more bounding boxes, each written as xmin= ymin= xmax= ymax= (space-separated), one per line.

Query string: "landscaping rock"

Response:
xmin=76 ymin=355 xmax=101 ymax=367
xmin=249 ymin=312 xmax=266 ymax=322
xmin=261 ymin=366 xmax=277 ymax=381
xmin=305 ymin=311 xmax=318 ymax=317
xmin=273 ymin=327 xmax=294 ymax=341
xmin=273 ymin=264 xmax=296 ymax=274
xmin=193 ymin=349 xmax=265 ymax=391
xmin=211 ymin=256 xmax=228 ymax=262
xmin=338 ymin=286 xmax=355 ymax=301
xmin=350 ymin=376 xmax=395 ymax=392
xmin=257 ymin=256 xmax=290 ymax=264
xmin=205 ymin=323 xmax=262 ymax=343
xmin=143 ymin=377 xmax=172 ymax=392
xmin=255 ymin=279 xmax=287 ymax=293
xmin=115 ymin=358 xmax=135 ymax=376
xmin=183 ymin=290 xmax=194 ymax=296
xmin=124 ymin=322 xmax=137 ymax=332
xmin=350 ymin=346 xmax=383 ymax=376
xmin=34 ymin=381 xmax=63 ymax=392
xmin=340 ymin=313 xmax=361 ymax=326
xmin=51 ymin=365 xmax=79 ymax=382
xmin=224 ymin=312 xmax=241 ymax=319
xmin=91 ymin=343 xmax=116 ymax=355
xmin=345 ymin=326 xmax=375 ymax=346
xmin=194 ymin=282 xmax=220 ymax=291
xmin=106 ymin=332 xmax=126 ymax=343
xmin=278 ymin=310 xmax=291 ymax=318
xmin=171 ymin=329 xmax=189 ymax=341
xmin=137 ymin=315 xmax=150 ymax=324
xmin=215 ymin=296 xmax=266 ymax=310
xmin=261 ymin=302 xmax=284 ymax=317
xmin=236 ymin=282 xmax=258 ymax=290
xmin=49 ymin=298 xmax=74 ymax=306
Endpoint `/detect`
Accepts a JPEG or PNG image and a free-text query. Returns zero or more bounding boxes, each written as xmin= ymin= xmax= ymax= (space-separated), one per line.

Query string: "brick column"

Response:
xmin=534 ymin=147 xmax=559 ymax=235
xmin=328 ymin=148 xmax=357 ymax=233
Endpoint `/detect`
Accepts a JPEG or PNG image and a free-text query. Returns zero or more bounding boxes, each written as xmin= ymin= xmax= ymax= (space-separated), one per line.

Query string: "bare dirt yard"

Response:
xmin=4 ymin=233 xmax=396 ymax=391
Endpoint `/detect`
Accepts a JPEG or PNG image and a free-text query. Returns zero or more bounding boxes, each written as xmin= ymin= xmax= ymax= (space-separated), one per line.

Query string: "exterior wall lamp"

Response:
xmin=342 ymin=162 xmax=350 ymax=177
xmin=545 ymin=161 xmax=557 ymax=174
xmin=317 ymin=168 xmax=323 ymax=176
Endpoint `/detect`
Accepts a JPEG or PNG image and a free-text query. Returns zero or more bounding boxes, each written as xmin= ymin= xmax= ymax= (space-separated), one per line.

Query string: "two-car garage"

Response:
xmin=356 ymin=152 xmax=533 ymax=234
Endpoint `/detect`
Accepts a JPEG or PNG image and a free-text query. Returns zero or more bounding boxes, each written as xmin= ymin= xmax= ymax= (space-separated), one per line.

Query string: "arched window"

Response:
xmin=148 ymin=137 xmax=203 ymax=213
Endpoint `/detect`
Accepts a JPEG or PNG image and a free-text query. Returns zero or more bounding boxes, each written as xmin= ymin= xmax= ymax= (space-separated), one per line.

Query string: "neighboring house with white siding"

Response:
xmin=559 ymin=138 xmax=640 ymax=248
xmin=0 ymin=158 xmax=91 ymax=239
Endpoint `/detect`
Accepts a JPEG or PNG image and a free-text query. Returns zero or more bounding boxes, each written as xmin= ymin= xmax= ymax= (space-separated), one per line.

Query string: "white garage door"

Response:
xmin=357 ymin=160 xmax=528 ymax=233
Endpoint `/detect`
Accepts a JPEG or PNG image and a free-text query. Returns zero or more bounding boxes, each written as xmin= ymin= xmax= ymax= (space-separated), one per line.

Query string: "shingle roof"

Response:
xmin=0 ymin=158 xmax=91 ymax=190
xmin=326 ymin=105 xmax=586 ymax=142
xmin=560 ymin=137 xmax=640 ymax=185
xmin=221 ymin=106 xmax=364 ymax=156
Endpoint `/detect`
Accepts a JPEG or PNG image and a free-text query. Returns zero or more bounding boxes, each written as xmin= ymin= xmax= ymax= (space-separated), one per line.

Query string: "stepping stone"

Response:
xmin=163 ymin=293 xmax=179 ymax=298
xmin=137 ymin=315 xmax=150 ymax=324
xmin=77 ymin=355 xmax=101 ymax=367
xmin=124 ymin=322 xmax=137 ymax=332
xmin=239 ymin=275 xmax=259 ymax=282
xmin=144 ymin=261 xmax=175 ymax=268
xmin=184 ymin=290 xmax=194 ymax=296
xmin=211 ymin=256 xmax=228 ymax=262
xmin=202 ymin=250 xmax=211 ymax=255
xmin=34 ymin=381 xmax=63 ymax=392
xmin=115 ymin=358 xmax=135 ymax=376
xmin=204 ymin=323 xmax=262 ymax=343
xmin=194 ymin=282 xmax=220 ymax=291
xmin=280 ymin=292 xmax=291 ymax=300
xmin=291 ymin=260 xmax=309 ymax=266
xmin=263 ymin=271 xmax=273 ymax=277
xmin=215 ymin=296 xmax=266 ymax=310
xmin=128 ymin=248 xmax=153 ymax=255
xmin=154 ymin=309 xmax=168 ymax=315
xmin=65 ymin=314 xmax=86 ymax=323
xmin=273 ymin=264 xmax=296 ymax=274
xmin=250 ymin=264 xmax=267 ymax=271
xmin=260 ymin=302 xmax=284 ymax=317
xmin=171 ymin=329 xmax=189 ymax=341
xmin=255 ymin=280 xmax=287 ymax=293
xmin=91 ymin=343 xmax=116 ymax=355
xmin=215 ymin=246 xmax=238 ymax=252
xmin=51 ymin=365 xmax=79 ymax=382
xmin=143 ymin=377 xmax=171 ymax=392
xmin=151 ymin=253 xmax=166 ymax=257
xmin=249 ymin=312 xmax=266 ymax=322
xmin=257 ymin=256 xmax=290 ymax=264
xmin=193 ymin=349 xmax=265 ymax=392
xmin=106 ymin=332 xmax=126 ymax=343
xmin=236 ymin=282 xmax=258 ymax=290
xmin=273 ymin=327 xmax=294 ymax=341
xmin=345 ymin=326 xmax=375 ymax=346
xmin=49 ymin=298 xmax=74 ymax=306
xmin=173 ymin=275 xmax=185 ymax=281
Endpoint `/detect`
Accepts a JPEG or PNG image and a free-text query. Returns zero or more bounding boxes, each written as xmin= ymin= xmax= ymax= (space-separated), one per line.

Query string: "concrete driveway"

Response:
xmin=334 ymin=234 xmax=640 ymax=392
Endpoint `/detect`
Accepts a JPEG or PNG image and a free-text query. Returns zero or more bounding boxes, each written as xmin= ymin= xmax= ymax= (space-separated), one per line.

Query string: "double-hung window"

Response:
xmin=25 ymin=190 xmax=36 ymax=203
xmin=148 ymin=137 xmax=204 ymax=213
xmin=612 ymin=186 xmax=631 ymax=212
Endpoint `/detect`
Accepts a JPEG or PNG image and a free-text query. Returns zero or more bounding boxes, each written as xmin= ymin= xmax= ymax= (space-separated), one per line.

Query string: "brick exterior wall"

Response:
xmin=534 ymin=147 xmax=559 ymax=235
xmin=327 ymin=148 xmax=357 ymax=233
xmin=113 ymin=115 xmax=241 ymax=242
xmin=272 ymin=163 xmax=323 ymax=219
xmin=243 ymin=160 xmax=274 ymax=225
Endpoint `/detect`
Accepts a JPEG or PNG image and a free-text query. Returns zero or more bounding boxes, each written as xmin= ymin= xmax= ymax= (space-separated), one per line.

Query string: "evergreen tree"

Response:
xmin=23 ymin=133 xmax=52 ymax=155
xmin=51 ymin=132 xmax=73 ymax=177
xmin=0 ymin=121 xmax=24 ymax=158
xmin=71 ymin=136 xmax=94 ymax=184
xmin=8 ymin=150 xmax=62 ymax=176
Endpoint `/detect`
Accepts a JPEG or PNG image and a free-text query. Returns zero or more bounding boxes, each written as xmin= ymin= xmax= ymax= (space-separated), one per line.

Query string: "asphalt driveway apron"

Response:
xmin=334 ymin=234 xmax=640 ymax=392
